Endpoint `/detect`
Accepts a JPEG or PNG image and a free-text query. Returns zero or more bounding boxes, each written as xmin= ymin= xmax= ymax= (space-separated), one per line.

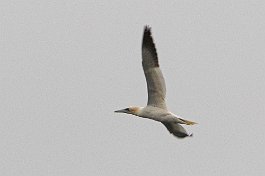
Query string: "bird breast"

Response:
xmin=138 ymin=106 xmax=174 ymax=122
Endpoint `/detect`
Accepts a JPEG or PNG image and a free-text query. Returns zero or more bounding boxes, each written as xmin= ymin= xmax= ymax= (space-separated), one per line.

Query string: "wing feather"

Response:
xmin=163 ymin=122 xmax=190 ymax=138
xmin=142 ymin=26 xmax=167 ymax=109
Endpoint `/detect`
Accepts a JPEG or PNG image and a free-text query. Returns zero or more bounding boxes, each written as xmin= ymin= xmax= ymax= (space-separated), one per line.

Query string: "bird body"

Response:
xmin=115 ymin=26 xmax=197 ymax=138
xmin=137 ymin=106 xmax=182 ymax=123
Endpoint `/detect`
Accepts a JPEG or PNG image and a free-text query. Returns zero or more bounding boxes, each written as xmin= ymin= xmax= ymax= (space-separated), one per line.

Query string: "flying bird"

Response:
xmin=115 ymin=26 xmax=197 ymax=138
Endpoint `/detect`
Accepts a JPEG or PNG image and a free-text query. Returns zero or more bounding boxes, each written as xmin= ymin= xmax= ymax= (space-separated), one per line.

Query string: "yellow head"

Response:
xmin=114 ymin=106 xmax=141 ymax=116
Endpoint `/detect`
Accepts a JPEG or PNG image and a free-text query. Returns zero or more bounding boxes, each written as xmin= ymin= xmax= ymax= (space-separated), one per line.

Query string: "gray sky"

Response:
xmin=1 ymin=1 xmax=265 ymax=175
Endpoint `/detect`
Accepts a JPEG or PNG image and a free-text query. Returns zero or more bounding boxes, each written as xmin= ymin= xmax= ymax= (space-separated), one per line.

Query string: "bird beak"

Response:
xmin=114 ymin=108 xmax=128 ymax=113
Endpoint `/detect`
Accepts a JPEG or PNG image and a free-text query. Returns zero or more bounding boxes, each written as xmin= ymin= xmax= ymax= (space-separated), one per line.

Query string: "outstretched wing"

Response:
xmin=142 ymin=26 xmax=167 ymax=110
xmin=163 ymin=122 xmax=191 ymax=138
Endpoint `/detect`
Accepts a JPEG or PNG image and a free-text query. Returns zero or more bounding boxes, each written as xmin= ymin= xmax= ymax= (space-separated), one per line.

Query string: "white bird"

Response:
xmin=115 ymin=26 xmax=197 ymax=138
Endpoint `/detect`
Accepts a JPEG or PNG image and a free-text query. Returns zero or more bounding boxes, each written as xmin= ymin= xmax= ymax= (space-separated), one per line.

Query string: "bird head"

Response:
xmin=114 ymin=107 xmax=141 ymax=116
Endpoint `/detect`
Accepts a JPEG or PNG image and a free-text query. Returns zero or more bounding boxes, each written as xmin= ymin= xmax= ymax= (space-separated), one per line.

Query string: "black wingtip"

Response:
xmin=143 ymin=26 xmax=152 ymax=39
xmin=144 ymin=25 xmax=151 ymax=33
xmin=142 ymin=25 xmax=159 ymax=67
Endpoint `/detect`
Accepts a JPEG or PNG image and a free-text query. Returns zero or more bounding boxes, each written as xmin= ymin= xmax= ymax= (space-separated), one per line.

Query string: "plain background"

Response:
xmin=1 ymin=1 xmax=265 ymax=175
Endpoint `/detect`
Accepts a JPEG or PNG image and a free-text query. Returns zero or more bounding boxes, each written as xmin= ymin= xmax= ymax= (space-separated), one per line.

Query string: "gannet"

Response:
xmin=115 ymin=26 xmax=197 ymax=138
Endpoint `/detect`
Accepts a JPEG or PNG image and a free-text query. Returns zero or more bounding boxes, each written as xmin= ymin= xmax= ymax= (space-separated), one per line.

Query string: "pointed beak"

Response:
xmin=114 ymin=109 xmax=128 ymax=113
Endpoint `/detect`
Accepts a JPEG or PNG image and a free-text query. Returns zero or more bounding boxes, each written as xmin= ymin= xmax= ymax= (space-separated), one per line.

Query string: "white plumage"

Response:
xmin=115 ymin=26 xmax=197 ymax=138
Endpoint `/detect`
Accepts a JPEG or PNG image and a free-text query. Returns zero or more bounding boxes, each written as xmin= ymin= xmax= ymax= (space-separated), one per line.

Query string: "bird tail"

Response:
xmin=179 ymin=118 xmax=197 ymax=125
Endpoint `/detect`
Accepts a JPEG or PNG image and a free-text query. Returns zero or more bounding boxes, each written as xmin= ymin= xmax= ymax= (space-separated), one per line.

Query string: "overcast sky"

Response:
xmin=1 ymin=1 xmax=265 ymax=175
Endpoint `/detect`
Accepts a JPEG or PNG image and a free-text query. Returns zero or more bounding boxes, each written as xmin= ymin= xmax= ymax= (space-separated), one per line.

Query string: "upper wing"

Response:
xmin=142 ymin=26 xmax=167 ymax=110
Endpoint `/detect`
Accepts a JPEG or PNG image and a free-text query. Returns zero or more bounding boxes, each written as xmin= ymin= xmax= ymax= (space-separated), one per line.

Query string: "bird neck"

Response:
xmin=130 ymin=106 xmax=143 ymax=116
